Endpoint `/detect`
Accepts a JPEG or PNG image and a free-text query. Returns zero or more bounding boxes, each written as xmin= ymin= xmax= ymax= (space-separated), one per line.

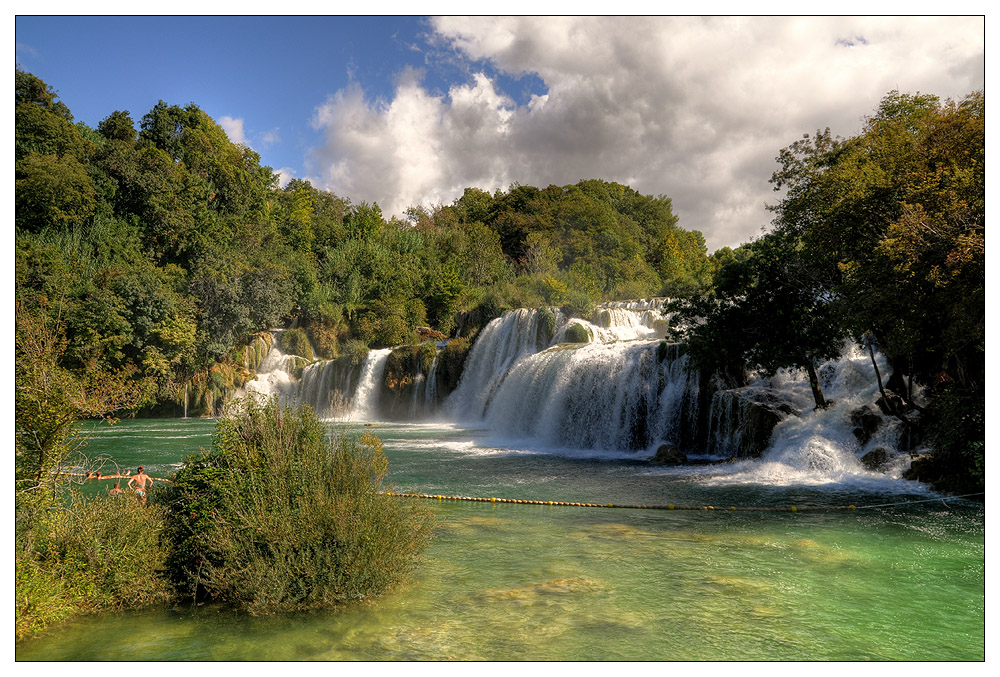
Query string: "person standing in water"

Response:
xmin=109 ymin=482 xmax=124 ymax=496
xmin=127 ymin=466 xmax=153 ymax=504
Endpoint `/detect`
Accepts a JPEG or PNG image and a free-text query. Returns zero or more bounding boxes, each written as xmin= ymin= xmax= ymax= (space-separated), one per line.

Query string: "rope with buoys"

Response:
xmin=54 ymin=471 xmax=173 ymax=483
xmin=385 ymin=491 xmax=983 ymax=512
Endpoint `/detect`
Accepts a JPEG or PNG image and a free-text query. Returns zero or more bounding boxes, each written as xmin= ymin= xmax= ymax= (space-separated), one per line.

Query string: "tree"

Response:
xmin=15 ymin=302 xmax=151 ymax=507
xmin=16 ymin=153 xmax=97 ymax=232
xmin=98 ymin=110 xmax=137 ymax=143
xmin=676 ymin=230 xmax=845 ymax=407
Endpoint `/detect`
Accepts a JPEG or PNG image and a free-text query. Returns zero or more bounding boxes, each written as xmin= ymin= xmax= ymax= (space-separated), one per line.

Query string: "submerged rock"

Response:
xmin=651 ymin=444 xmax=687 ymax=465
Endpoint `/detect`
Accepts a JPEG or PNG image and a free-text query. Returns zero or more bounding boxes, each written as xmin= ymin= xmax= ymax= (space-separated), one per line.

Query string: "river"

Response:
xmin=14 ymin=417 xmax=984 ymax=661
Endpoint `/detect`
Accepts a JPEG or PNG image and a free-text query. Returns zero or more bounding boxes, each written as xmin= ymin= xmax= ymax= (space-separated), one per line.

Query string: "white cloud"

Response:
xmin=218 ymin=115 xmax=247 ymax=145
xmin=258 ymin=129 xmax=281 ymax=147
xmin=307 ymin=16 xmax=983 ymax=250
xmin=274 ymin=167 xmax=296 ymax=188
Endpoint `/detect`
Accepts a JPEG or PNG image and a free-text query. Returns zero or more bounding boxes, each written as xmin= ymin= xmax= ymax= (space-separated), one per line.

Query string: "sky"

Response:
xmin=14 ymin=14 xmax=986 ymax=251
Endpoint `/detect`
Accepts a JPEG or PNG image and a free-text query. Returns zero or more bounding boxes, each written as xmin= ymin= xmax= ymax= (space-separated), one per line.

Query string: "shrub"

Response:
xmin=342 ymin=339 xmax=370 ymax=366
xmin=162 ymin=397 xmax=434 ymax=614
xmin=16 ymin=491 xmax=172 ymax=640
xmin=279 ymin=327 xmax=314 ymax=361
xmin=306 ymin=322 xmax=340 ymax=360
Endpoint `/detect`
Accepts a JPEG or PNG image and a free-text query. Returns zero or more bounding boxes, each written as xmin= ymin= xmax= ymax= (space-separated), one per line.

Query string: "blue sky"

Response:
xmin=16 ymin=17 xmax=477 ymax=175
xmin=14 ymin=15 xmax=985 ymax=250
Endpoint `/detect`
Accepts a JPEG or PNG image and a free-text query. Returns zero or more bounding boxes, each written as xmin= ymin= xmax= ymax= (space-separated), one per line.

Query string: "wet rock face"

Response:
xmin=651 ymin=444 xmax=687 ymax=465
xmin=860 ymin=447 xmax=890 ymax=471
xmin=741 ymin=402 xmax=784 ymax=457
xmin=704 ymin=387 xmax=791 ymax=458
xmin=850 ymin=406 xmax=882 ymax=445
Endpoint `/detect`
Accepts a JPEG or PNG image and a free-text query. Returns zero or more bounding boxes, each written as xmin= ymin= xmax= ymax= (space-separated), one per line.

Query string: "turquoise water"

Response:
xmin=16 ymin=418 xmax=985 ymax=661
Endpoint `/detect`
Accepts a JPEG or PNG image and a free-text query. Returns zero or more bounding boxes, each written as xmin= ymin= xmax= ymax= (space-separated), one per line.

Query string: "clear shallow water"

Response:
xmin=17 ymin=418 xmax=984 ymax=661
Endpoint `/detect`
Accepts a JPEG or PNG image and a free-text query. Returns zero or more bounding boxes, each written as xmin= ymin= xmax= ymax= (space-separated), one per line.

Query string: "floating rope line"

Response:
xmin=385 ymin=491 xmax=983 ymax=512
xmin=54 ymin=472 xmax=173 ymax=483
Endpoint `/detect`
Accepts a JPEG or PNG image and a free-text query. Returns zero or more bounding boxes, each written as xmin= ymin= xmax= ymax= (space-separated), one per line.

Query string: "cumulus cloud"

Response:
xmin=218 ymin=115 xmax=247 ymax=145
xmin=308 ymin=16 xmax=983 ymax=250
xmin=274 ymin=167 xmax=296 ymax=188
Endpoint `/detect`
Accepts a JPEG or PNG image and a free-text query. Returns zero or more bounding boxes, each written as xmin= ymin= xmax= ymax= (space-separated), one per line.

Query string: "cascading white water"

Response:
xmin=424 ymin=353 xmax=439 ymax=409
xmin=231 ymin=301 xmax=916 ymax=484
xmin=693 ymin=343 xmax=920 ymax=488
xmin=482 ymin=340 xmax=699 ymax=452
xmin=349 ymin=348 xmax=392 ymax=420
xmin=239 ymin=330 xmax=298 ymax=404
xmin=448 ymin=308 xmax=566 ymax=420
xmin=447 ymin=304 xmax=697 ymax=453
xmin=298 ymin=359 xmax=356 ymax=418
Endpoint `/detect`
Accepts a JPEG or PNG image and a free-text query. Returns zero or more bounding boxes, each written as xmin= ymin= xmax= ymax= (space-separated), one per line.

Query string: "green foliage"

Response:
xmin=16 ymin=153 xmax=97 ymax=232
xmin=14 ymin=69 xmax=713 ymax=423
xmin=306 ymin=321 xmax=341 ymax=360
xmin=536 ymin=307 xmax=557 ymax=347
xmin=15 ymin=304 xmax=152 ymax=508
xmin=675 ymin=89 xmax=984 ymax=473
xmin=279 ymin=327 xmax=314 ymax=360
xmin=920 ymin=383 xmax=985 ymax=493
xmin=97 ymin=110 xmax=137 ymax=142
xmin=564 ymin=323 xmax=591 ymax=344
xmin=162 ymin=398 xmax=433 ymax=613
xmin=15 ymin=491 xmax=171 ymax=640
xmin=342 ymin=339 xmax=370 ymax=366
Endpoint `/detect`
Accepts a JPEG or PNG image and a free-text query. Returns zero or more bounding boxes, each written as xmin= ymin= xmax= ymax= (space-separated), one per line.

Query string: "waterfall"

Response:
xmin=239 ymin=330 xmax=298 ymax=405
xmin=448 ymin=308 xmax=567 ymax=420
xmin=298 ymin=359 xmax=357 ymax=418
xmin=229 ymin=301 xmax=916 ymax=479
xmin=350 ymin=348 xmax=392 ymax=420
xmin=482 ymin=341 xmax=699 ymax=451
xmin=446 ymin=304 xmax=699 ymax=453
xmin=424 ymin=353 xmax=439 ymax=409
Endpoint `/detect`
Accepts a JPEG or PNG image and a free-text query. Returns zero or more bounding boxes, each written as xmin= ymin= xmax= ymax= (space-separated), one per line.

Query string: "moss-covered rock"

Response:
xmin=436 ymin=337 xmax=471 ymax=398
xmin=536 ymin=307 xmax=557 ymax=348
xmin=564 ymin=323 xmax=590 ymax=344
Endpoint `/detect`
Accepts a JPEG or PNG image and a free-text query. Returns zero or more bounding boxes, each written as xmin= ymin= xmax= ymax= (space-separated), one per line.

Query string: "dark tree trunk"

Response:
xmin=804 ymin=361 xmax=827 ymax=409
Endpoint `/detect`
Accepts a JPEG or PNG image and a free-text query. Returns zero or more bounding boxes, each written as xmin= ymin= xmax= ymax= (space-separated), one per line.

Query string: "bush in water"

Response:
xmin=15 ymin=491 xmax=172 ymax=640
xmin=162 ymin=397 xmax=434 ymax=614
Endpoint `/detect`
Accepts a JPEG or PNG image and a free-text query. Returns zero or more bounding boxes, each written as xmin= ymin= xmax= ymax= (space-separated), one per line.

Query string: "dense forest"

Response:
xmin=14 ymin=69 xmax=711 ymax=419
